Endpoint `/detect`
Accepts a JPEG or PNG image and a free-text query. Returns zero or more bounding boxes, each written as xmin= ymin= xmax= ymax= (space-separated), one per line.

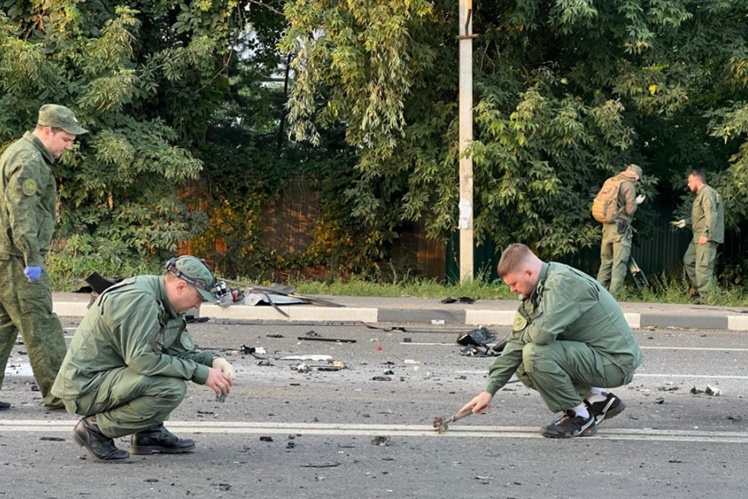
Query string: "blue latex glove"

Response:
xmin=24 ymin=266 xmax=42 ymax=282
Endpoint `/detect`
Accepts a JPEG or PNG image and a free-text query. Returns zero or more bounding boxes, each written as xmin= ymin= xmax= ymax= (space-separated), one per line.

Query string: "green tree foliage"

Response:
xmin=280 ymin=0 xmax=748 ymax=263
xmin=0 ymin=1 xmax=240 ymax=269
xmin=6 ymin=0 xmax=748 ymax=283
xmin=185 ymin=0 xmax=374 ymax=278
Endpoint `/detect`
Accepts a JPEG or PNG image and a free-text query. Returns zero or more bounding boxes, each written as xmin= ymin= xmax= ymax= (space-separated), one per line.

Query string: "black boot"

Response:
xmin=130 ymin=423 xmax=196 ymax=455
xmin=0 ymin=401 xmax=10 ymax=410
xmin=72 ymin=416 xmax=129 ymax=463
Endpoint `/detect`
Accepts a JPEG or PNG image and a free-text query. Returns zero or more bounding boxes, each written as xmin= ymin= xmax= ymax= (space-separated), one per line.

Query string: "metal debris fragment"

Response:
xmin=371 ymin=436 xmax=390 ymax=446
xmin=283 ymin=355 xmax=333 ymax=362
xmin=298 ymin=336 xmax=357 ymax=343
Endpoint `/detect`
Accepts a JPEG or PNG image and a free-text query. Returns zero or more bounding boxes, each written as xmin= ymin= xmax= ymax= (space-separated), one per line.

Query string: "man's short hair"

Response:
xmin=497 ymin=243 xmax=535 ymax=277
xmin=688 ymin=169 xmax=706 ymax=183
xmin=34 ymin=125 xmax=64 ymax=134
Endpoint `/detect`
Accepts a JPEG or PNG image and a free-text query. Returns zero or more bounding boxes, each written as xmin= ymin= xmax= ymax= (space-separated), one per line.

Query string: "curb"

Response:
xmin=52 ymin=302 xmax=748 ymax=331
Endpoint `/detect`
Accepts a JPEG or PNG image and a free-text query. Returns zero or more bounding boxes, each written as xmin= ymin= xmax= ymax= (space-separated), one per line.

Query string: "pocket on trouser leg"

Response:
xmin=514 ymin=363 xmax=535 ymax=390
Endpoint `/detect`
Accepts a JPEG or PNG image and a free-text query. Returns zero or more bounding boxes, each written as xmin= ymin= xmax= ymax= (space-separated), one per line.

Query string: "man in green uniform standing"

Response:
xmin=0 ymin=104 xmax=88 ymax=411
xmin=460 ymin=243 xmax=643 ymax=438
xmin=52 ymin=255 xmax=236 ymax=463
xmin=596 ymin=164 xmax=646 ymax=298
xmin=674 ymin=170 xmax=724 ymax=302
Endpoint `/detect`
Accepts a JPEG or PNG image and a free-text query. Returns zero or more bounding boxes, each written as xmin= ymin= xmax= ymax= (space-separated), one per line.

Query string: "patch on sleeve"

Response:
xmin=512 ymin=311 xmax=528 ymax=332
xmin=21 ymin=178 xmax=38 ymax=196
xmin=179 ymin=331 xmax=195 ymax=350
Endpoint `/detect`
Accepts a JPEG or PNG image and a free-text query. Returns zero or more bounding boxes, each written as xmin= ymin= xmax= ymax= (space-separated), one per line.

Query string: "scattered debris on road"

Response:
xmin=691 ymin=385 xmax=722 ymax=396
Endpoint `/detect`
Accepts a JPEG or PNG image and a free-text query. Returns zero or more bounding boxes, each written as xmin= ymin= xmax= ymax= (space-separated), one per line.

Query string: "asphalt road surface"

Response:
xmin=2 ymin=319 xmax=748 ymax=498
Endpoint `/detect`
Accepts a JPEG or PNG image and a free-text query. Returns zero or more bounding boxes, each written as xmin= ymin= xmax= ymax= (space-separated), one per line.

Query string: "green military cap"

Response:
xmin=37 ymin=104 xmax=88 ymax=135
xmin=166 ymin=256 xmax=218 ymax=303
xmin=627 ymin=164 xmax=643 ymax=178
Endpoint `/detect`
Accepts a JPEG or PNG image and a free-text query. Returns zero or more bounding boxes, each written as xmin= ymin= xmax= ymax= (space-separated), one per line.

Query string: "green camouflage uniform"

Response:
xmin=683 ymin=184 xmax=724 ymax=298
xmin=0 ymin=132 xmax=67 ymax=408
xmin=596 ymin=171 xmax=639 ymax=298
xmin=52 ymin=276 xmax=218 ymax=438
xmin=486 ymin=262 xmax=643 ymax=413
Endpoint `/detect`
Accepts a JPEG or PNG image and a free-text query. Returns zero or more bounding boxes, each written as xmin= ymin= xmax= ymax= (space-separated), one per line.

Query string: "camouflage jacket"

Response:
xmin=52 ymin=275 xmax=217 ymax=402
xmin=0 ymin=132 xmax=57 ymax=266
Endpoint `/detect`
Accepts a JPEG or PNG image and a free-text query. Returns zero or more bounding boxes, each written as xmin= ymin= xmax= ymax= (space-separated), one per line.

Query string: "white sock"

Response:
xmin=572 ymin=402 xmax=589 ymax=419
xmin=586 ymin=387 xmax=607 ymax=404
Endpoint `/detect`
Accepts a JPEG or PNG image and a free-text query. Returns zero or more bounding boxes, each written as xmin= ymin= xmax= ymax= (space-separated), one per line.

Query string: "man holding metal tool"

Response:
xmin=52 ymin=255 xmax=236 ymax=463
xmin=460 ymin=243 xmax=643 ymax=438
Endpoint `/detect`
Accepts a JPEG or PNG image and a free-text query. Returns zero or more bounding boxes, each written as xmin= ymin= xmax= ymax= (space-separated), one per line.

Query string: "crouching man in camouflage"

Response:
xmin=52 ymin=256 xmax=236 ymax=462
xmin=460 ymin=244 xmax=643 ymax=438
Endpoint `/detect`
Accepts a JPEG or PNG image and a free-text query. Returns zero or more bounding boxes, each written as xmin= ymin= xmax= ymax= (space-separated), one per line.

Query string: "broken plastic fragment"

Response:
xmin=705 ymin=385 xmax=722 ymax=396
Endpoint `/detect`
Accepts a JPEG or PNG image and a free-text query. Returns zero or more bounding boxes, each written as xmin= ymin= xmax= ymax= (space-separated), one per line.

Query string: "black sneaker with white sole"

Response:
xmin=541 ymin=410 xmax=596 ymax=438
xmin=585 ymin=392 xmax=626 ymax=425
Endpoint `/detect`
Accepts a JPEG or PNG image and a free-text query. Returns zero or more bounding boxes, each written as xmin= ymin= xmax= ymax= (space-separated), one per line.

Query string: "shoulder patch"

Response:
xmin=179 ymin=331 xmax=195 ymax=350
xmin=512 ymin=311 xmax=528 ymax=332
xmin=22 ymin=178 xmax=38 ymax=196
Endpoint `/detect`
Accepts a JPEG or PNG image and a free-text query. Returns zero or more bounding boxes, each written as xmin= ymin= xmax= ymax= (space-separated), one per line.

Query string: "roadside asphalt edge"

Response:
xmin=51 ymin=302 xmax=747 ymax=332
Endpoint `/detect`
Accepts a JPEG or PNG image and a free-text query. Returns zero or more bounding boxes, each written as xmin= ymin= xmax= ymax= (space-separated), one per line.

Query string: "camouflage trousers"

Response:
xmin=0 ymin=255 xmax=66 ymax=408
xmin=596 ymin=222 xmax=632 ymax=298
xmin=63 ymin=367 xmax=187 ymax=438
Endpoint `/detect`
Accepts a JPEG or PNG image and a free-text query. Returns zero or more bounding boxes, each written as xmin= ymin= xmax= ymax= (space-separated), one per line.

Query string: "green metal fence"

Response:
xmin=445 ymin=214 xmax=697 ymax=284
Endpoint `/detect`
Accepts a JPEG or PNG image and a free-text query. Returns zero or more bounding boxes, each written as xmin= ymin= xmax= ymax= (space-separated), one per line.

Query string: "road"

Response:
xmin=2 ymin=319 xmax=748 ymax=498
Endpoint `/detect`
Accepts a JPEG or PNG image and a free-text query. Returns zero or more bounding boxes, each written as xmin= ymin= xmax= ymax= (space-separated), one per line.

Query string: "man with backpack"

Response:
xmin=593 ymin=164 xmax=645 ymax=298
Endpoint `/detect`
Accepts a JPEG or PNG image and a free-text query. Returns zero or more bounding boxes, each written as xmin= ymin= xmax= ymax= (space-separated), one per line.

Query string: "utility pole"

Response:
xmin=458 ymin=0 xmax=475 ymax=282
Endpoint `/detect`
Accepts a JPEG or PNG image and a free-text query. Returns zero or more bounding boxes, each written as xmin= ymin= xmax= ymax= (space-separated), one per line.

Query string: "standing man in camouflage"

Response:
xmin=0 ymin=104 xmax=88 ymax=411
xmin=596 ymin=164 xmax=646 ymax=298
xmin=460 ymin=243 xmax=643 ymax=438
xmin=52 ymin=256 xmax=236 ymax=463
xmin=674 ymin=170 xmax=724 ymax=302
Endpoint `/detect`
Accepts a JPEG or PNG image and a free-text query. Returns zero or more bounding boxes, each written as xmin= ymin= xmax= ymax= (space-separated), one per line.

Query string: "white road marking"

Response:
xmin=640 ymin=346 xmax=748 ymax=352
xmin=402 ymin=342 xmax=748 ymax=353
xmin=0 ymin=419 xmax=746 ymax=443
xmin=633 ymin=373 xmax=748 ymax=380
xmin=454 ymin=370 xmax=748 ymax=380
